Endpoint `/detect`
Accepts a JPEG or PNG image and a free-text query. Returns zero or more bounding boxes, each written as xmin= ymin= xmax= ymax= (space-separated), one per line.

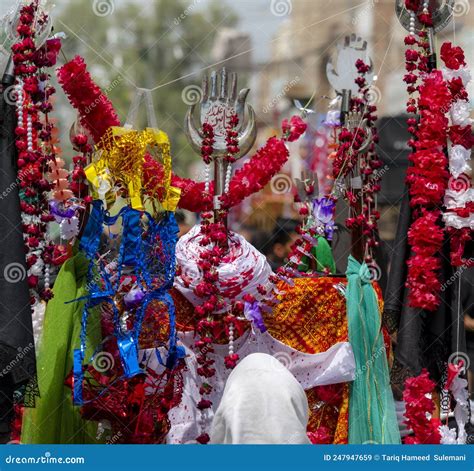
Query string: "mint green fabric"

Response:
xmin=22 ymin=253 xmax=103 ymax=444
xmin=346 ymin=255 xmax=400 ymax=444
xmin=298 ymin=235 xmax=336 ymax=274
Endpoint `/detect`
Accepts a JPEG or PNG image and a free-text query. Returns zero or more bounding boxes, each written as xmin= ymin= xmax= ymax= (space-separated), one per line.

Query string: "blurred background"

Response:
xmin=0 ymin=0 xmax=473 ymax=271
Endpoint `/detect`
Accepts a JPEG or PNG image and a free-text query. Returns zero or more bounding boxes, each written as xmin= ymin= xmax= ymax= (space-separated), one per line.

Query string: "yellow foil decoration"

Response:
xmin=89 ymin=126 xmax=176 ymax=211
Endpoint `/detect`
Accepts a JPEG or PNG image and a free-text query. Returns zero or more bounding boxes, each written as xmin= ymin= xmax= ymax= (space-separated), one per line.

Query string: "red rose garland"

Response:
xmin=57 ymin=56 xmax=120 ymax=143
xmin=403 ymin=1 xmax=450 ymax=311
xmin=56 ymin=56 xmax=307 ymax=445
xmin=403 ymin=369 xmax=441 ymax=444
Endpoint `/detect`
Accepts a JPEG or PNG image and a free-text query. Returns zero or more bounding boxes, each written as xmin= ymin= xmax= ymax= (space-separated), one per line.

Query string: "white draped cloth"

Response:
xmin=174 ymin=224 xmax=273 ymax=312
xmin=143 ymin=328 xmax=355 ymax=443
xmin=210 ymin=352 xmax=311 ymax=444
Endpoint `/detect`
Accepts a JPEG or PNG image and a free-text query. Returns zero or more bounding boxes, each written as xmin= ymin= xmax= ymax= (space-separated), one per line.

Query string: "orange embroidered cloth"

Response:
xmin=264 ymin=277 xmax=386 ymax=444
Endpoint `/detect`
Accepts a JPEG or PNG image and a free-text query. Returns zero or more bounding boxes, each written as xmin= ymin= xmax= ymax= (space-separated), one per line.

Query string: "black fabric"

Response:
xmin=388 ymin=194 xmax=467 ymax=398
xmin=383 ymin=191 xmax=411 ymax=333
xmin=0 ymin=85 xmax=36 ymax=390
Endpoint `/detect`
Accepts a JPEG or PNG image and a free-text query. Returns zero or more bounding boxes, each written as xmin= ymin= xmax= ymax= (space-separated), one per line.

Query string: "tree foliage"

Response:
xmin=57 ymin=0 xmax=237 ymax=174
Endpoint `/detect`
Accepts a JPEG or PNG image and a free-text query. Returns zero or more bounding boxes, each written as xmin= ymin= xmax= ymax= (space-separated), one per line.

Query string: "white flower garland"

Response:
xmin=439 ymin=368 xmax=469 ymax=444
xmin=442 ymin=64 xmax=474 ymax=230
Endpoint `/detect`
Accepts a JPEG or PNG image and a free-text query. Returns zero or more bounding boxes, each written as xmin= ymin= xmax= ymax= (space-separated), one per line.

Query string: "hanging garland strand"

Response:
xmin=403 ymin=0 xmax=450 ymax=311
xmin=440 ymin=42 xmax=474 ymax=267
xmin=12 ymin=1 xmax=63 ymax=304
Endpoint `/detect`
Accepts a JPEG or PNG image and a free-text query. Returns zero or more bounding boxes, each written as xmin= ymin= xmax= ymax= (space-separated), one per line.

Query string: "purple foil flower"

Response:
xmin=312 ymin=197 xmax=335 ymax=240
xmin=124 ymin=288 xmax=146 ymax=309
xmin=312 ymin=197 xmax=334 ymax=224
xmin=50 ymin=200 xmax=76 ymax=219
xmin=244 ymin=301 xmax=267 ymax=333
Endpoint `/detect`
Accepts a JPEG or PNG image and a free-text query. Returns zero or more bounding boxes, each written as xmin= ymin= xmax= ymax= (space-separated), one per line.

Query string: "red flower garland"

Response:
xmin=403 ymin=369 xmax=441 ymax=444
xmin=403 ymin=3 xmax=450 ymax=311
xmin=57 ymin=56 xmax=120 ymax=143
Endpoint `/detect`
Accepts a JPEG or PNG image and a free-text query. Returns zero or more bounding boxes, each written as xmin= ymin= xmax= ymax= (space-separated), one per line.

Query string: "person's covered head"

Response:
xmin=210 ymin=353 xmax=310 ymax=444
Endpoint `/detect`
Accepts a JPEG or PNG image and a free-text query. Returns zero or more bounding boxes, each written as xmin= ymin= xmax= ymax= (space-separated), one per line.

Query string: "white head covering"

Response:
xmin=174 ymin=224 xmax=272 ymax=313
xmin=210 ymin=353 xmax=311 ymax=444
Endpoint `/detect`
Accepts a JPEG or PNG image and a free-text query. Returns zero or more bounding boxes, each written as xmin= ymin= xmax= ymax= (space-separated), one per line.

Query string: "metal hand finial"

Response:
xmin=326 ymin=34 xmax=374 ymax=95
xmin=185 ymin=68 xmax=256 ymax=159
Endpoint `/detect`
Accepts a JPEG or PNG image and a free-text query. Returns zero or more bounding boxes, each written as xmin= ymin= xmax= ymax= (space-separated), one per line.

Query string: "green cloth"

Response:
xmin=346 ymin=255 xmax=400 ymax=444
xmin=298 ymin=235 xmax=336 ymax=274
xmin=22 ymin=253 xmax=102 ymax=444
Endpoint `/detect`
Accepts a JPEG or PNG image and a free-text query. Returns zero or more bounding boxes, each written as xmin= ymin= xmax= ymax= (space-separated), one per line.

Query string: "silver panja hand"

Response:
xmin=185 ymin=68 xmax=256 ymax=160
xmin=326 ymin=34 xmax=374 ymax=95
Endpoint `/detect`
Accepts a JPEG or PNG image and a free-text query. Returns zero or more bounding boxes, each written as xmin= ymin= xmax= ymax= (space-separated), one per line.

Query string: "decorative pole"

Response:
xmin=327 ymin=35 xmax=373 ymax=262
xmin=184 ymin=68 xmax=256 ymax=225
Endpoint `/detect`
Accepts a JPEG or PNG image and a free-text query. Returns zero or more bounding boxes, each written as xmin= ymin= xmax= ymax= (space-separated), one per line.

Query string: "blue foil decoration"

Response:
xmin=73 ymin=348 xmax=84 ymax=405
xmin=118 ymin=333 xmax=142 ymax=378
xmin=70 ymin=201 xmax=181 ymax=405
